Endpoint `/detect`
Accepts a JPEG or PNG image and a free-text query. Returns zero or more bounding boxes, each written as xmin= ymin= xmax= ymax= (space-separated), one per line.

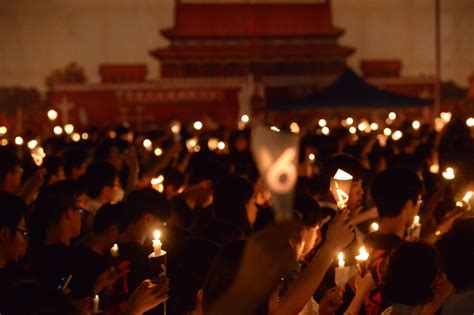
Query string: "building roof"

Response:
xmin=151 ymin=44 xmax=354 ymax=59
xmin=162 ymin=2 xmax=343 ymax=38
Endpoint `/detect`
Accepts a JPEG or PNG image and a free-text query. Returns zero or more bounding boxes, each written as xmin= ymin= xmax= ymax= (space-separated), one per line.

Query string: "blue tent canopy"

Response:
xmin=271 ymin=68 xmax=432 ymax=111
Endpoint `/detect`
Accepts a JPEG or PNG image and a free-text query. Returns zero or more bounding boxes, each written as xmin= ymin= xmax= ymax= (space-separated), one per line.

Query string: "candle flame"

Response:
xmin=356 ymin=246 xmax=369 ymax=261
xmin=442 ymin=167 xmax=455 ymax=180
xmin=153 ymin=230 xmax=161 ymax=241
xmin=414 ymin=215 xmax=420 ymax=225
xmin=338 ymin=252 xmax=344 ymax=261
xmin=370 ymin=222 xmax=379 ymax=232
xmin=463 ymin=191 xmax=473 ymax=203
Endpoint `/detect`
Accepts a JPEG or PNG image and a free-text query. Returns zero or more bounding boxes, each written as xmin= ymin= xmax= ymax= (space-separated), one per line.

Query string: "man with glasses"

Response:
xmin=0 ymin=191 xmax=29 ymax=310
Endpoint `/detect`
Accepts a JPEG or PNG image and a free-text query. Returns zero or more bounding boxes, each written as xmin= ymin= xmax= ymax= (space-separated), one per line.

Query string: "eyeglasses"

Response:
xmin=71 ymin=205 xmax=86 ymax=218
xmin=15 ymin=227 xmax=29 ymax=239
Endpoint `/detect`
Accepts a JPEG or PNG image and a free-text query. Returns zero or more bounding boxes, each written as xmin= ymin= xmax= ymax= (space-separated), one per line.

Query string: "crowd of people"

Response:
xmin=0 ymin=113 xmax=472 ymax=315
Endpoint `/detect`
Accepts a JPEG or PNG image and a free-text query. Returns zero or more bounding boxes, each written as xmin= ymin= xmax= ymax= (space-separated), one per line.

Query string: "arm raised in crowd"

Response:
xmin=206 ymin=221 xmax=301 ymax=315
xmin=276 ymin=210 xmax=355 ymax=315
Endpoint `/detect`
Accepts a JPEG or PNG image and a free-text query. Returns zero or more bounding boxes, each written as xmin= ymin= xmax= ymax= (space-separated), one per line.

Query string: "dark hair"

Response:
xmin=294 ymin=191 xmax=322 ymax=228
xmin=320 ymin=153 xmax=366 ymax=194
xmin=0 ymin=150 xmax=21 ymax=181
xmin=43 ymin=156 xmax=63 ymax=184
xmin=187 ymin=151 xmax=229 ymax=185
xmin=371 ymin=168 xmax=422 ymax=218
xmin=382 ymin=242 xmax=440 ymax=306
xmin=437 ymin=218 xmax=474 ymax=290
xmin=31 ymin=180 xmax=79 ymax=248
xmin=63 ymin=148 xmax=88 ymax=178
xmin=83 ymin=162 xmax=118 ymax=199
xmin=202 ymin=241 xmax=246 ymax=311
xmin=160 ymin=167 xmax=185 ymax=189
xmin=94 ymin=140 xmax=119 ymax=161
xmin=168 ymin=240 xmax=219 ymax=315
xmin=213 ymin=175 xmax=254 ymax=235
xmin=0 ymin=191 xmax=27 ymax=231
xmin=93 ymin=203 xmax=125 ymax=234
xmin=122 ymin=188 xmax=171 ymax=227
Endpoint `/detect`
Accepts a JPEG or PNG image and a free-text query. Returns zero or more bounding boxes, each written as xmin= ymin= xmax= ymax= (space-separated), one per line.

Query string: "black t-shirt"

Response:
xmin=33 ymin=243 xmax=74 ymax=291
xmin=115 ymin=242 xmax=151 ymax=296
xmin=69 ymin=246 xmax=109 ymax=299
xmin=0 ymin=263 xmax=75 ymax=314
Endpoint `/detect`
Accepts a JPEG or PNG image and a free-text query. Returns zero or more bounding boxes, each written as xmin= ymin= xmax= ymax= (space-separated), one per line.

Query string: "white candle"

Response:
xmin=153 ymin=230 xmax=162 ymax=256
xmin=93 ymin=294 xmax=99 ymax=313
xmin=337 ymin=252 xmax=345 ymax=268
xmin=110 ymin=243 xmax=119 ymax=257
xmin=409 ymin=215 xmax=422 ymax=238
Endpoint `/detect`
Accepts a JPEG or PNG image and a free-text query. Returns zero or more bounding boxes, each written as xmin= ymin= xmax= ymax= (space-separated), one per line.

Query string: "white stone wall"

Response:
xmin=0 ymin=0 xmax=473 ymax=90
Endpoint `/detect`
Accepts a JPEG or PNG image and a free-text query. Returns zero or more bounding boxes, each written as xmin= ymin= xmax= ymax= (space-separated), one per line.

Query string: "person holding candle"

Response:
xmin=364 ymin=168 xmax=423 ymax=315
xmin=113 ymin=188 xmax=170 ymax=309
xmin=69 ymin=203 xmax=124 ymax=301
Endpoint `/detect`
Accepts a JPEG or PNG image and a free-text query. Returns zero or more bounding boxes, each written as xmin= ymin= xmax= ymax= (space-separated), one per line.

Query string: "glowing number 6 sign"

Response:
xmin=265 ymin=148 xmax=297 ymax=194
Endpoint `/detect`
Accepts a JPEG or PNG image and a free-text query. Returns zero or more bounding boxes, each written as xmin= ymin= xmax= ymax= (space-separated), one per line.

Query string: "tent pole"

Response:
xmin=434 ymin=0 xmax=441 ymax=118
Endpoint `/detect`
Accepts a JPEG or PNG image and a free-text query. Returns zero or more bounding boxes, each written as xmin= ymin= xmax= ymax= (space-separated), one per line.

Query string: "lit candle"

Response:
xmin=462 ymin=191 xmax=473 ymax=203
xmin=308 ymin=153 xmax=316 ymax=163
xmin=193 ymin=121 xmax=203 ymax=131
xmin=355 ymin=246 xmax=369 ymax=262
xmin=408 ymin=215 xmax=421 ymax=238
xmin=93 ymin=294 xmax=99 ymax=313
xmin=370 ymin=222 xmax=379 ymax=233
xmin=330 ymin=169 xmax=353 ymax=210
xmin=47 ymin=109 xmax=58 ymax=121
xmin=442 ymin=167 xmax=455 ymax=180
xmin=337 ymin=252 xmax=345 ymax=268
xmin=110 ymin=243 xmax=119 ymax=257
xmin=153 ymin=230 xmax=162 ymax=256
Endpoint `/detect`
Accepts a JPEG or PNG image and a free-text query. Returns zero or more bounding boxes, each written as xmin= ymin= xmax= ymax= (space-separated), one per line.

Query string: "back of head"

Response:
xmin=93 ymin=202 xmax=126 ymax=234
xmin=168 ymin=239 xmax=219 ymax=315
xmin=0 ymin=191 xmax=27 ymax=230
xmin=382 ymin=242 xmax=439 ymax=307
xmin=83 ymin=161 xmax=117 ymax=199
xmin=34 ymin=180 xmax=79 ymax=227
xmin=63 ymin=148 xmax=88 ymax=177
xmin=437 ymin=218 xmax=474 ymax=291
xmin=122 ymin=188 xmax=171 ymax=227
xmin=371 ymin=168 xmax=422 ymax=218
xmin=294 ymin=190 xmax=322 ymax=228
xmin=213 ymin=175 xmax=254 ymax=230
xmin=161 ymin=167 xmax=185 ymax=189
xmin=0 ymin=149 xmax=20 ymax=182
xmin=43 ymin=155 xmax=63 ymax=183
xmin=320 ymin=153 xmax=365 ymax=195
xmin=202 ymin=240 xmax=246 ymax=311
